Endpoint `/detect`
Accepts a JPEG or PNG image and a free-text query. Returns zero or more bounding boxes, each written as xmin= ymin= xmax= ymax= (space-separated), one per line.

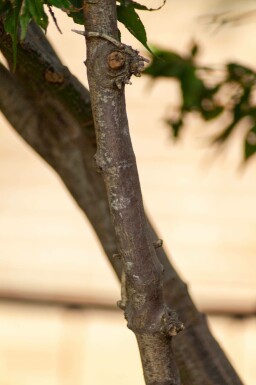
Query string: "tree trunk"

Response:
xmin=0 ymin=19 xmax=244 ymax=385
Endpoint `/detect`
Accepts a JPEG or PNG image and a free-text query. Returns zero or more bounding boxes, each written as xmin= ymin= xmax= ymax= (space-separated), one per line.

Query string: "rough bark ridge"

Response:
xmin=83 ymin=1 xmax=183 ymax=384
xmin=0 ymin=20 xmax=244 ymax=385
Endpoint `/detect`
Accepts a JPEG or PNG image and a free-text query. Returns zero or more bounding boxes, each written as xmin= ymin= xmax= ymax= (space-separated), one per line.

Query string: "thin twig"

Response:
xmin=48 ymin=6 xmax=62 ymax=34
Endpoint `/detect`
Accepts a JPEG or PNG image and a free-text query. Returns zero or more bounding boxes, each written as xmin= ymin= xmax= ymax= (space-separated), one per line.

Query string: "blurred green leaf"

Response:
xmin=144 ymin=47 xmax=224 ymax=139
xmin=190 ymin=43 xmax=199 ymax=58
xmin=143 ymin=43 xmax=256 ymax=164
xmin=213 ymin=121 xmax=237 ymax=145
xmin=201 ymin=104 xmax=223 ymax=121
xmin=244 ymin=126 xmax=256 ymax=160
xmin=227 ymin=63 xmax=256 ymax=85
xmin=144 ymin=48 xmax=188 ymax=78
xmin=166 ymin=118 xmax=183 ymax=139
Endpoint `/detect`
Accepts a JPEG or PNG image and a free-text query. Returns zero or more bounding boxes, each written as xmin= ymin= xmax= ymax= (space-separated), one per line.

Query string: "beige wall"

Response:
xmin=0 ymin=1 xmax=256 ymax=384
xmin=0 ymin=305 xmax=255 ymax=385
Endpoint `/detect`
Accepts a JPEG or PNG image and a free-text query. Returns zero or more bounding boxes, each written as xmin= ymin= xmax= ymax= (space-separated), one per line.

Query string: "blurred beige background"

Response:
xmin=0 ymin=0 xmax=255 ymax=384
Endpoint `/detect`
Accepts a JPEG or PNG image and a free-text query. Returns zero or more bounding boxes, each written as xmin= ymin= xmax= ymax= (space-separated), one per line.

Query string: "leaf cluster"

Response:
xmin=144 ymin=46 xmax=256 ymax=162
xmin=0 ymin=0 xmax=48 ymax=67
xmin=0 ymin=0 xmax=165 ymax=67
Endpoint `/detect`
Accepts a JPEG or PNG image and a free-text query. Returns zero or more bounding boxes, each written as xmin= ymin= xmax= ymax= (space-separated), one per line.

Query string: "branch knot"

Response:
xmin=161 ymin=307 xmax=185 ymax=337
xmin=107 ymin=51 xmax=126 ymax=70
xmin=72 ymin=29 xmax=149 ymax=88
xmin=153 ymin=239 xmax=163 ymax=249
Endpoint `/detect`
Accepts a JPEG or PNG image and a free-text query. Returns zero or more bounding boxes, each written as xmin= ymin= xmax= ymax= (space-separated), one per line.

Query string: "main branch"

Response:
xmin=83 ymin=1 xmax=183 ymax=384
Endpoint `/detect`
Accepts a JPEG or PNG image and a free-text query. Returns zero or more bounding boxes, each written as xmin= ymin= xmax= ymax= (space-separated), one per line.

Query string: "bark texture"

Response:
xmin=0 ymin=19 xmax=244 ymax=385
xmin=83 ymin=1 xmax=183 ymax=384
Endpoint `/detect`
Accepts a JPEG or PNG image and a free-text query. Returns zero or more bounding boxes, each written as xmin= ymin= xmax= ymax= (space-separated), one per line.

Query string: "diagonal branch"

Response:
xmin=0 ymin=20 xmax=243 ymax=385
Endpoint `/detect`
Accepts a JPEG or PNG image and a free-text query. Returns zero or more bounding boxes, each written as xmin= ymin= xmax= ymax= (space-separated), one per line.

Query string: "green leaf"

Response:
xmin=19 ymin=6 xmax=31 ymax=40
xmin=117 ymin=0 xmax=166 ymax=12
xmin=47 ymin=0 xmax=83 ymax=23
xmin=1 ymin=0 xmax=23 ymax=69
xmin=117 ymin=3 xmax=151 ymax=52
xmin=26 ymin=0 xmax=48 ymax=30
xmin=180 ymin=69 xmax=206 ymax=110
xmin=66 ymin=0 xmax=83 ymax=24
xmin=16 ymin=0 xmax=48 ymax=38
xmin=227 ymin=63 xmax=255 ymax=83
xmin=47 ymin=0 xmax=71 ymax=7
xmin=69 ymin=0 xmax=83 ymax=7
xmin=67 ymin=9 xmax=84 ymax=25
xmin=201 ymin=104 xmax=223 ymax=121
xmin=19 ymin=0 xmax=48 ymax=40
xmin=143 ymin=48 xmax=190 ymax=78
xmin=1 ymin=0 xmax=48 ymax=69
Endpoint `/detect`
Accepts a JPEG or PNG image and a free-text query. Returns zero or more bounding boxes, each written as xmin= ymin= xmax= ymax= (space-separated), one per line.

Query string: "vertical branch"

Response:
xmin=83 ymin=1 xmax=183 ymax=384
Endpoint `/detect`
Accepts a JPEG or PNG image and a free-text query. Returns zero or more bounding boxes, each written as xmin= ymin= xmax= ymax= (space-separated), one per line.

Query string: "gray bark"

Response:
xmin=83 ymin=1 xmax=183 ymax=384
